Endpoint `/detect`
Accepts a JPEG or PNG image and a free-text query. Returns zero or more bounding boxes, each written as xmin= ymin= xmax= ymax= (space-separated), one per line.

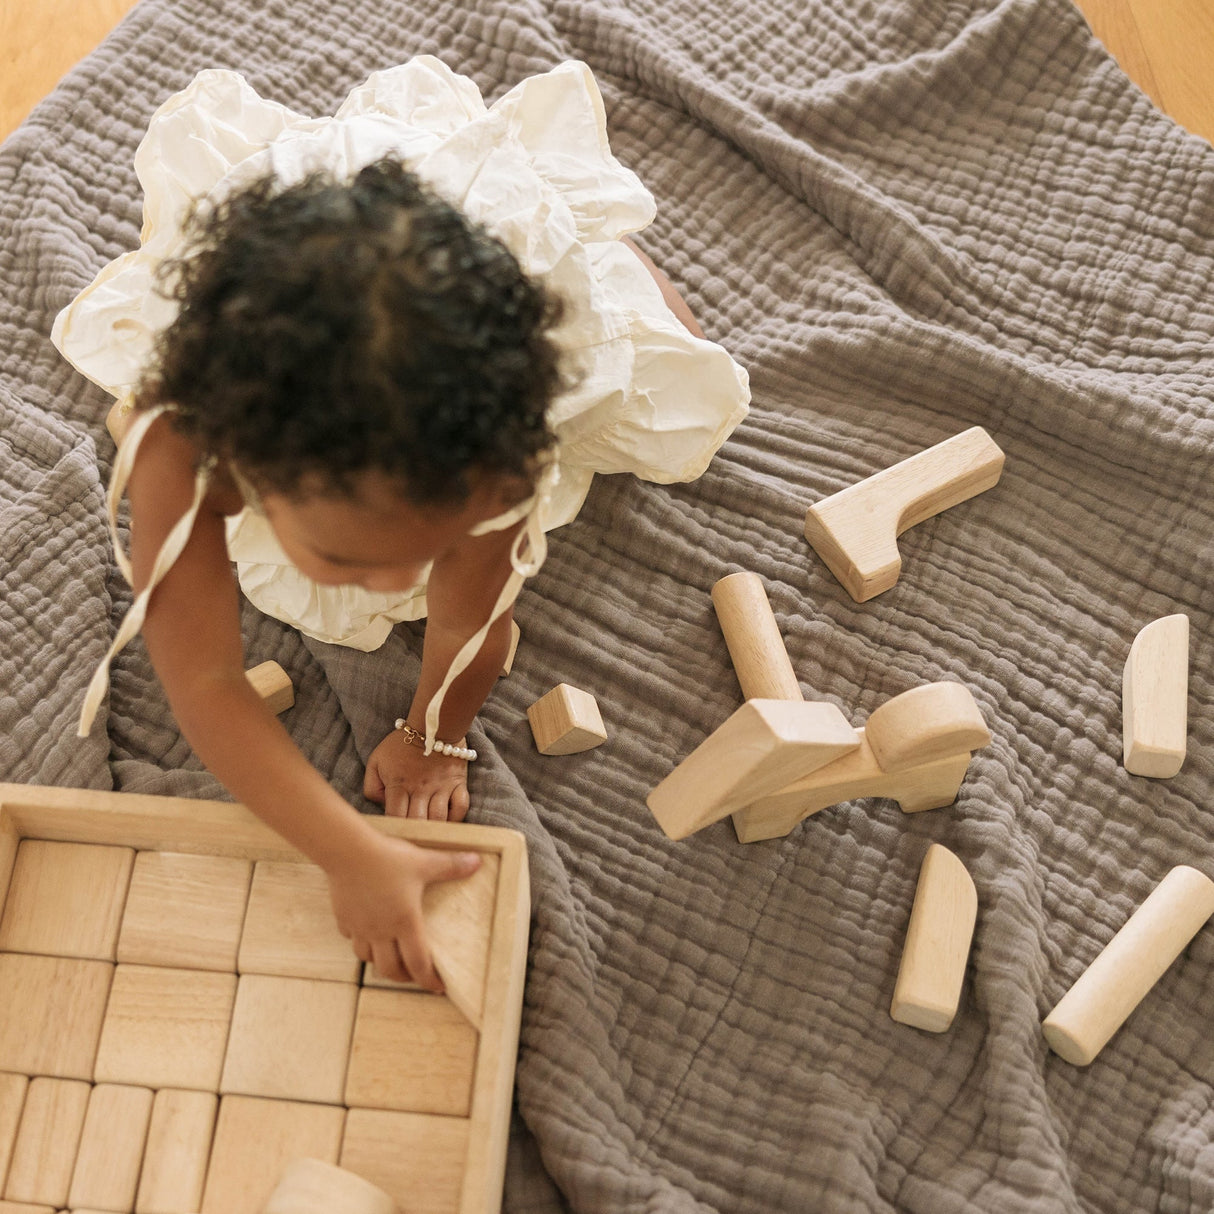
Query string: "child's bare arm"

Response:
xmin=622 ymin=236 xmax=706 ymax=338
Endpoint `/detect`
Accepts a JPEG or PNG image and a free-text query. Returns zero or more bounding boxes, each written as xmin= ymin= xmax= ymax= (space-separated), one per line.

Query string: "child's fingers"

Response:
xmin=449 ymin=782 xmax=470 ymax=824
xmin=363 ymin=759 xmax=386 ymax=805
xmin=370 ymin=938 xmax=414 ymax=985
xmin=393 ymin=934 xmax=442 ymax=993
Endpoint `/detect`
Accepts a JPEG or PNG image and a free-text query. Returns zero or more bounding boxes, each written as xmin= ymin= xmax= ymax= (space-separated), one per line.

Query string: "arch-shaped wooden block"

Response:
xmin=804 ymin=427 xmax=1005 ymax=602
xmin=262 ymin=1157 xmax=399 ymax=1213
xmin=865 ymin=682 xmax=990 ymax=773
xmin=1123 ymin=613 xmax=1188 ymax=778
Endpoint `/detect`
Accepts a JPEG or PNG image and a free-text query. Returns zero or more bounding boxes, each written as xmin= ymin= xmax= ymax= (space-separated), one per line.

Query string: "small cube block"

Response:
xmin=527 ymin=684 xmax=607 ymax=755
xmin=244 ymin=660 xmax=295 ymax=715
xmin=340 ymin=1108 xmax=468 ymax=1213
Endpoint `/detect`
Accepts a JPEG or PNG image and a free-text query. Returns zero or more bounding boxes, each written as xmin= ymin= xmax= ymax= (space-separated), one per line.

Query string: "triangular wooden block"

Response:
xmin=425 ymin=853 xmax=500 ymax=1029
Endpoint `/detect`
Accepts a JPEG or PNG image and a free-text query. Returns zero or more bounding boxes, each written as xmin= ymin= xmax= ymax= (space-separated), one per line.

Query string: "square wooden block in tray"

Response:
xmin=0 ymin=782 xmax=529 ymax=1214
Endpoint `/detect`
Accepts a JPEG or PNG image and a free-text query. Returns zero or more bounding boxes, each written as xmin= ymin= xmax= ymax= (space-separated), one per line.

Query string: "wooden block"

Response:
xmin=499 ymin=619 xmax=521 ymax=677
xmin=890 ymin=844 xmax=978 ymax=1032
xmin=647 ymin=699 xmax=861 ymax=840
xmin=1123 ymin=613 xmax=1189 ymax=778
xmin=711 ymin=572 xmax=803 ymax=701
xmin=0 ymin=840 xmax=134 ymax=959
xmin=245 ymin=660 xmax=295 ymax=715
xmin=135 ymin=1089 xmax=218 ymax=1214
xmin=201 ymin=1096 xmax=344 ymax=1214
xmin=118 ymin=850 xmax=252 ymax=971
xmin=864 ymin=682 xmax=991 ymax=774
xmin=262 ymin=1158 xmax=398 ymax=1214
xmin=733 ymin=729 xmax=974 ymax=843
xmin=221 ymin=974 xmax=358 ymax=1105
xmin=238 ymin=861 xmax=360 ymax=982
xmin=68 ymin=1084 xmax=154 ymax=1211
xmin=0 ymin=1201 xmax=57 ymax=1213
xmin=1043 ymin=866 xmax=1214 ymax=1066
xmin=0 ymin=954 xmax=113 ymax=1079
xmin=527 ymin=684 xmax=607 ymax=755
xmin=340 ymin=1109 xmax=467 ymax=1214
xmin=3 ymin=1078 xmax=90 ymax=1207
xmin=345 ymin=988 xmax=477 ymax=1117
xmin=94 ymin=964 xmax=237 ymax=1090
xmin=0 ymin=1075 xmax=28 ymax=1195
xmin=804 ymin=427 xmax=1005 ymax=601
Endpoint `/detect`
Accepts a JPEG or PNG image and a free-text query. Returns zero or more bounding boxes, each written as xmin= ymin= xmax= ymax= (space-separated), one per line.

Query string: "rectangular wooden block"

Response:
xmin=135 ymin=1089 xmax=218 ymax=1214
xmin=221 ymin=974 xmax=358 ymax=1105
xmin=0 ymin=840 xmax=134 ymax=960
xmin=345 ymin=988 xmax=478 ymax=1117
xmin=0 ymin=954 xmax=113 ymax=1079
xmin=0 ymin=1075 xmax=27 ymax=1194
xmin=201 ymin=1096 xmax=344 ymax=1214
xmin=238 ymin=860 xmax=359 ymax=982
xmin=3 ymin=1078 xmax=90 ymax=1207
xmin=341 ymin=1107 xmax=468 ymax=1214
xmin=94 ymin=964 xmax=237 ymax=1091
xmin=118 ymin=850 xmax=252 ymax=971
xmin=69 ymin=1083 xmax=154 ymax=1211
xmin=0 ymin=1202 xmax=57 ymax=1213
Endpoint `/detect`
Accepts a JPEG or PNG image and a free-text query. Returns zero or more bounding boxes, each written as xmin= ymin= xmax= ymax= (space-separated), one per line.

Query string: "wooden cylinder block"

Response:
xmin=261 ymin=1157 xmax=398 ymax=1214
xmin=711 ymin=572 xmax=803 ymax=702
xmin=1043 ymin=865 xmax=1214 ymax=1066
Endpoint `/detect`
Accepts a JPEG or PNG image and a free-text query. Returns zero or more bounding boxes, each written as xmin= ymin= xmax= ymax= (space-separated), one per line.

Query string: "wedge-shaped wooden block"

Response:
xmin=711 ymin=572 xmax=803 ymax=701
xmin=221 ymin=974 xmax=358 ymax=1105
xmin=0 ymin=954 xmax=112 ymax=1079
xmin=804 ymin=426 xmax=1005 ymax=601
xmin=1043 ymin=866 xmax=1214 ymax=1066
xmin=0 ymin=840 xmax=133 ymax=960
xmin=94 ymin=964 xmax=237 ymax=1090
xmin=69 ymin=1084 xmax=154 ymax=1211
xmin=647 ymin=700 xmax=861 ymax=840
xmin=135 ymin=1089 xmax=218 ymax=1214
xmin=499 ymin=619 xmax=521 ymax=677
xmin=263 ymin=1158 xmax=398 ymax=1214
xmin=527 ymin=683 xmax=608 ymax=755
xmin=890 ymin=845 xmax=978 ymax=1032
xmin=865 ymin=682 xmax=990 ymax=773
xmin=340 ymin=1109 xmax=467 ymax=1214
xmin=0 ymin=1074 xmax=27 ymax=1194
xmin=201 ymin=1096 xmax=344 ymax=1214
xmin=245 ymin=660 xmax=295 ymax=715
xmin=734 ymin=730 xmax=974 ymax=843
xmin=3 ymin=1078 xmax=89 ymax=1207
xmin=1123 ymin=613 xmax=1189 ymax=778
xmin=118 ymin=850 xmax=252 ymax=972
xmin=346 ymin=988 xmax=478 ymax=1117
xmin=238 ymin=860 xmax=359 ymax=982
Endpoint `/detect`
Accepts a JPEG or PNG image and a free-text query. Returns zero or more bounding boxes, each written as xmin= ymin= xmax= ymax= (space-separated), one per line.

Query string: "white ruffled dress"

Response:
xmin=54 ymin=58 xmax=750 ymax=745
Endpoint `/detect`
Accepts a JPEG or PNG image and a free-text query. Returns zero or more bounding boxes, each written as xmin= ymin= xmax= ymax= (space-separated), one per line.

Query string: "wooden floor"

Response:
xmin=1 ymin=0 xmax=1212 ymax=144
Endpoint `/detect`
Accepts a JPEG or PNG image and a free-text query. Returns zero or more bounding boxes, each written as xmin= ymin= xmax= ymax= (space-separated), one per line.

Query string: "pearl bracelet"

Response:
xmin=394 ymin=719 xmax=477 ymax=762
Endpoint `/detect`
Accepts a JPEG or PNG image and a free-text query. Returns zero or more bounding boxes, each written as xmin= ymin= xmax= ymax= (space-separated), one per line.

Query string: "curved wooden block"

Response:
xmin=711 ymin=572 xmax=803 ymax=701
xmin=262 ymin=1157 xmax=398 ymax=1214
xmin=1043 ymin=865 xmax=1214 ymax=1066
xmin=865 ymin=682 xmax=990 ymax=773
xmin=803 ymin=427 xmax=1005 ymax=601
xmin=1123 ymin=613 xmax=1188 ymax=778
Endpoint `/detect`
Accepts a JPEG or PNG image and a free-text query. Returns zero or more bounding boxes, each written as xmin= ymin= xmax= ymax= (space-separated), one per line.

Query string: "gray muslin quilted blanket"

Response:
xmin=2 ymin=0 xmax=1212 ymax=1210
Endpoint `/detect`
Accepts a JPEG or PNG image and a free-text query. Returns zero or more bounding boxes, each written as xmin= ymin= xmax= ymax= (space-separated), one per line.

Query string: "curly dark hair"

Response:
xmin=138 ymin=158 xmax=564 ymax=505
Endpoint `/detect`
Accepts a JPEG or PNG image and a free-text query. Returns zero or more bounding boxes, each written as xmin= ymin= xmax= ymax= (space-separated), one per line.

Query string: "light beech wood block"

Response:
xmin=245 ymin=661 xmax=295 ymax=715
xmin=340 ymin=1109 xmax=467 ymax=1214
xmin=711 ymin=572 xmax=803 ymax=701
xmin=0 ymin=954 xmax=113 ymax=1079
xmin=4 ymin=1078 xmax=90 ymax=1207
xmin=345 ymin=988 xmax=477 ymax=1117
xmin=94 ymin=964 xmax=237 ymax=1090
xmin=647 ymin=699 xmax=861 ymax=840
xmin=864 ymin=682 xmax=991 ymax=774
xmin=68 ymin=1084 xmax=154 ymax=1211
xmin=135 ymin=1089 xmax=218 ymax=1214
xmin=1123 ymin=613 xmax=1189 ymax=778
xmin=221 ymin=974 xmax=358 ymax=1105
xmin=804 ymin=427 xmax=1005 ymax=601
xmin=1043 ymin=865 xmax=1214 ymax=1066
xmin=118 ymin=850 xmax=252 ymax=972
xmin=201 ymin=1096 xmax=344 ymax=1214
xmin=238 ymin=861 xmax=359 ymax=982
xmin=262 ymin=1158 xmax=398 ymax=1214
xmin=0 ymin=1201 xmax=56 ymax=1212
xmin=0 ymin=1075 xmax=28 ymax=1194
xmin=527 ymin=683 xmax=608 ymax=755
xmin=733 ymin=729 xmax=974 ymax=843
xmin=499 ymin=619 xmax=521 ymax=677
xmin=0 ymin=840 xmax=133 ymax=960
xmin=890 ymin=845 xmax=978 ymax=1032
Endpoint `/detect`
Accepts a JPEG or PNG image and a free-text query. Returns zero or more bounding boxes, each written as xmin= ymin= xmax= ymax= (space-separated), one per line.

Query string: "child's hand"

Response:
xmin=327 ymin=832 xmax=480 ymax=988
xmin=364 ymin=729 xmax=471 ymax=821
